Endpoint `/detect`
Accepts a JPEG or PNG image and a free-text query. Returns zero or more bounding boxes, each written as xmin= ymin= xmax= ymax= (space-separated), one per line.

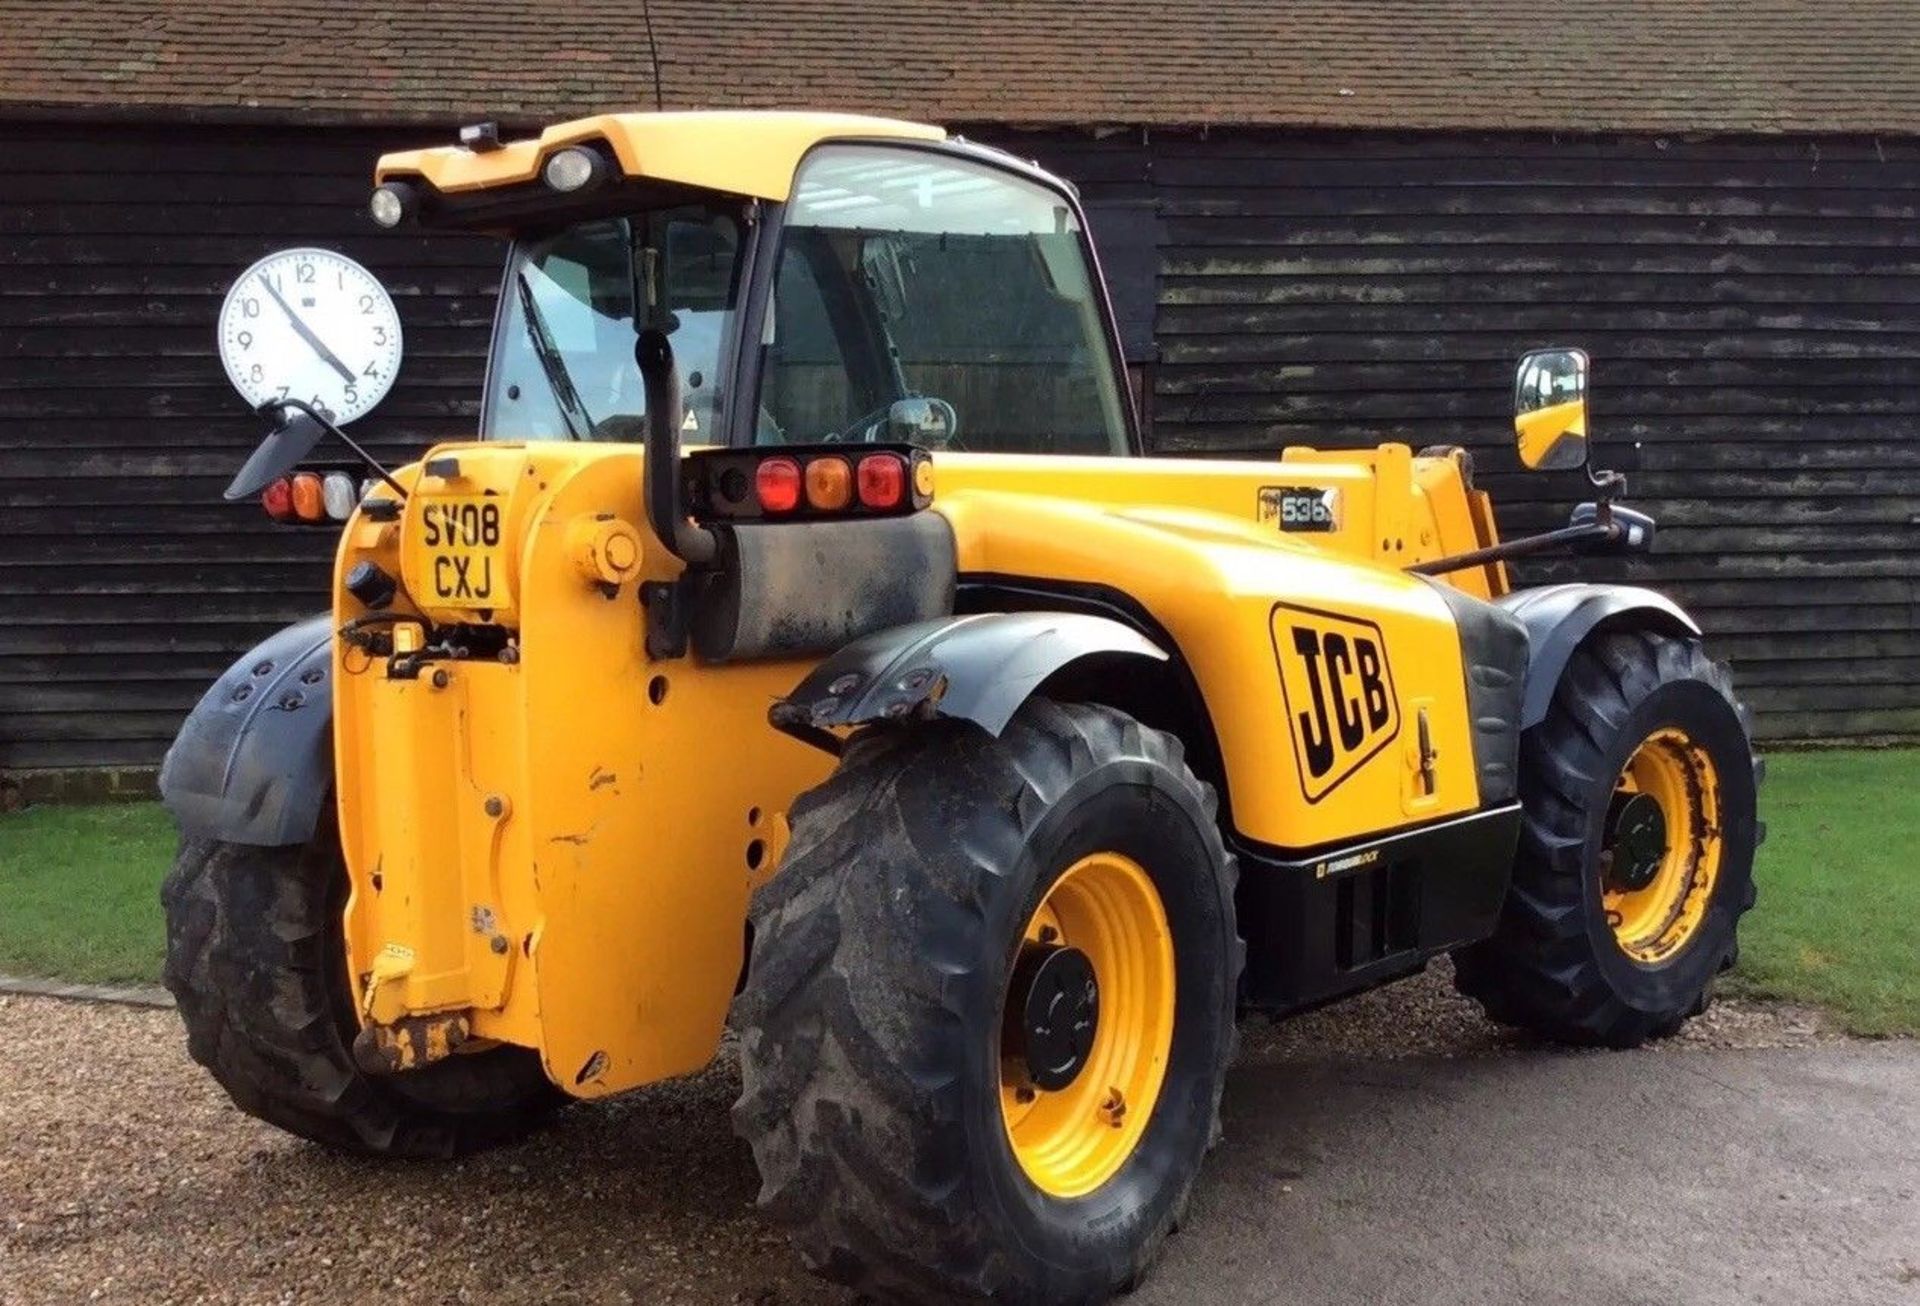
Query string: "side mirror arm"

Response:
xmin=1586 ymin=465 xmax=1627 ymax=516
xmin=1407 ymin=519 xmax=1619 ymax=578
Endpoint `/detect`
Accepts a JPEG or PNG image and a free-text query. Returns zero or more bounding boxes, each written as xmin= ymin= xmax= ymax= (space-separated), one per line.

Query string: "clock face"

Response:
xmin=217 ymin=247 xmax=403 ymax=425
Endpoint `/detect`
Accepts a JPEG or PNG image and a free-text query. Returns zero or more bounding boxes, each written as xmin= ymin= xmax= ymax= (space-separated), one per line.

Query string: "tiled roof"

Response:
xmin=3 ymin=1 xmax=1918 ymax=134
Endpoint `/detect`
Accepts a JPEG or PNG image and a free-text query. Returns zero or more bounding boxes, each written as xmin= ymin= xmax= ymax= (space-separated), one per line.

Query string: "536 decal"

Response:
xmin=1270 ymin=602 xmax=1400 ymax=802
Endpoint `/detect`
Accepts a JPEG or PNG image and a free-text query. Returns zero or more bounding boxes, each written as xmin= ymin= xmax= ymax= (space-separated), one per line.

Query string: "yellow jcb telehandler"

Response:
xmin=161 ymin=111 xmax=1761 ymax=1304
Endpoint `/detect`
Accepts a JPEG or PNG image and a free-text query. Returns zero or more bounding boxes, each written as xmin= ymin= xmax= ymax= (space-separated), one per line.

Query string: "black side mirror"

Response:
xmin=224 ymin=407 xmax=328 ymax=501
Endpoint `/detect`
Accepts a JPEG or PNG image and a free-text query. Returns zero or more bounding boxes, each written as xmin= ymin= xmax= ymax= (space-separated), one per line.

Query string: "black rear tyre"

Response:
xmin=733 ymin=699 xmax=1242 ymax=1304
xmin=161 ymin=813 xmax=563 ymax=1157
xmin=1454 ymin=629 xmax=1762 ymax=1047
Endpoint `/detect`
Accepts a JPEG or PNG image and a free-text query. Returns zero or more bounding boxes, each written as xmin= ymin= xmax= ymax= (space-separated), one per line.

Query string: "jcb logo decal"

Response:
xmin=1270 ymin=603 xmax=1400 ymax=803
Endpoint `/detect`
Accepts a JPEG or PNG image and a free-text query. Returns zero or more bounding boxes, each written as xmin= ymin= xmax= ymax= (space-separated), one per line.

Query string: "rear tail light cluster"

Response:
xmin=759 ymin=453 xmax=907 ymax=514
xmin=687 ymin=445 xmax=934 ymax=523
xmin=261 ymin=470 xmax=364 ymax=524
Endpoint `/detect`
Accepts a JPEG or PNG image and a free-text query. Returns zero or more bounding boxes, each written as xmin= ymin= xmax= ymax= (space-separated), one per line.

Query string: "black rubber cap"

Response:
xmin=344 ymin=560 xmax=398 ymax=611
xmin=1012 ymin=945 xmax=1100 ymax=1092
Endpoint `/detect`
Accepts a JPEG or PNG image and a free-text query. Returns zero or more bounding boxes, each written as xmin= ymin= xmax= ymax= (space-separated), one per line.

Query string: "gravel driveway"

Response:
xmin=3 ymin=964 xmax=1904 ymax=1306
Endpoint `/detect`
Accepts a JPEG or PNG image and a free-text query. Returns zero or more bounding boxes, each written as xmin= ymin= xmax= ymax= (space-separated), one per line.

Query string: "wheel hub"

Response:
xmin=1009 ymin=944 xmax=1099 ymax=1091
xmin=1606 ymin=790 xmax=1669 ymax=892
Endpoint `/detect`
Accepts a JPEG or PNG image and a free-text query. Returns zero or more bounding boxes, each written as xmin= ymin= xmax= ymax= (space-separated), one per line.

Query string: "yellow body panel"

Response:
xmin=330 ymin=439 xmax=1502 ymax=1094
xmin=375 ymin=110 xmax=946 ymax=200
xmin=930 ymin=451 xmax=1485 ymax=846
xmin=334 ymin=444 xmax=829 ymax=1096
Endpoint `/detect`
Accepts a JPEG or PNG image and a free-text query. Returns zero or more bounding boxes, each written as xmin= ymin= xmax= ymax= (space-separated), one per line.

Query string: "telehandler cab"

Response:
xmin=162 ymin=111 xmax=1761 ymax=1304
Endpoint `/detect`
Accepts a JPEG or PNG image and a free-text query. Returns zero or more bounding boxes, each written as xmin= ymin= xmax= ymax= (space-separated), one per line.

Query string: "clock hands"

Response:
xmin=258 ymin=274 xmax=356 ymax=387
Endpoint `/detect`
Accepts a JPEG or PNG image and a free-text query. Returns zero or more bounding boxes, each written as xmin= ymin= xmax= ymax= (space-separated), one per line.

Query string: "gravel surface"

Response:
xmin=1239 ymin=956 xmax=1843 ymax=1063
xmin=0 ymin=965 xmax=1853 ymax=1305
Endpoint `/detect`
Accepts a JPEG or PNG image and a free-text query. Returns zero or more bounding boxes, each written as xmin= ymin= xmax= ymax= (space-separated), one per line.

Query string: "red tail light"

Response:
xmin=855 ymin=453 xmax=907 ymax=510
xmin=261 ymin=476 xmax=295 ymax=521
xmin=755 ymin=457 xmax=802 ymax=514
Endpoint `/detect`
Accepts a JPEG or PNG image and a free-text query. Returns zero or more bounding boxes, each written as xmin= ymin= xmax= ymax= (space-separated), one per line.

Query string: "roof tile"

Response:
xmin=2 ymin=0 xmax=1916 ymax=133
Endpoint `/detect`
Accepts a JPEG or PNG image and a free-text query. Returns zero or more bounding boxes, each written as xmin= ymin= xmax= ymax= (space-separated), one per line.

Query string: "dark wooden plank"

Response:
xmin=1156 ymin=330 xmax=1920 ymax=364
xmin=1751 ymin=708 xmax=1920 ymax=741
xmin=1158 ymin=188 xmax=1920 ymax=221
xmin=1148 ymin=154 xmax=1920 ymax=190
xmin=1161 ymin=214 xmax=1920 ymax=249
xmin=0 ymin=682 xmax=211 ymax=714
xmin=1160 ymin=272 xmax=1920 ymax=308
xmin=1163 ymin=248 xmax=1920 ymax=278
xmin=1157 ymin=300 xmax=1920 ymax=336
xmin=0 ymin=621 xmax=319 ymax=657
xmin=0 ymin=738 xmax=172 ymax=768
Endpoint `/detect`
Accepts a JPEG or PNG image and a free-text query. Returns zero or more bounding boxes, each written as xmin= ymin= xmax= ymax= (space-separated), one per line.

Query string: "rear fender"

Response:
xmin=770 ymin=612 xmax=1167 ymax=745
xmin=159 ymin=614 xmax=334 ymax=846
xmin=1495 ymin=584 xmax=1701 ymax=729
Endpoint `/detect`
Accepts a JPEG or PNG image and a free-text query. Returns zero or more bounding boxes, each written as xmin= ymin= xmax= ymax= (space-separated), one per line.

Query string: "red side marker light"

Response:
xmin=756 ymin=456 xmax=802 ymax=514
xmin=855 ymin=453 xmax=906 ymax=510
xmin=261 ymin=476 xmax=295 ymax=521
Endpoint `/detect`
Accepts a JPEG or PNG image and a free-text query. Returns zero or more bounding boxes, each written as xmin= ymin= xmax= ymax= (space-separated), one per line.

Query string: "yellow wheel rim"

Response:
xmin=999 ymin=851 xmax=1175 ymax=1200
xmin=1603 ymin=727 xmax=1724 ymax=964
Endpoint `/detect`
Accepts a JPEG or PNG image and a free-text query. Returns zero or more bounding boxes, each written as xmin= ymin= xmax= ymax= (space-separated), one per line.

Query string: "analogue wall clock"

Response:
xmin=217 ymin=247 xmax=403 ymax=424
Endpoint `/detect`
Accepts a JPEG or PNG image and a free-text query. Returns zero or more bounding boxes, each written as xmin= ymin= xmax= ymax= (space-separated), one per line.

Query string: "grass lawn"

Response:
xmin=1 ymin=751 xmax=1916 ymax=1033
xmin=1727 ymin=748 xmax=1920 ymax=1036
xmin=0 ymin=802 xmax=176 ymax=985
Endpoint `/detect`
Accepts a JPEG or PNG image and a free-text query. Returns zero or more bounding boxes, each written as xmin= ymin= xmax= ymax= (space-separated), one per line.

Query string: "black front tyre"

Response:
xmin=161 ymin=814 xmax=563 ymax=1157
xmin=1454 ymin=629 xmax=1762 ymax=1047
xmin=733 ymin=699 xmax=1242 ymax=1304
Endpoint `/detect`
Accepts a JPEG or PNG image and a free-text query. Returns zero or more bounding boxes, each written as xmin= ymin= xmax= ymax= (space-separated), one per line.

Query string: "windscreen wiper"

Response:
xmin=514 ymin=271 xmax=597 ymax=441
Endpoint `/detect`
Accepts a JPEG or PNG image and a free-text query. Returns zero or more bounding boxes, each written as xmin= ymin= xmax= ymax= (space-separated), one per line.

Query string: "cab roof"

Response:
xmin=374 ymin=110 xmax=947 ymax=202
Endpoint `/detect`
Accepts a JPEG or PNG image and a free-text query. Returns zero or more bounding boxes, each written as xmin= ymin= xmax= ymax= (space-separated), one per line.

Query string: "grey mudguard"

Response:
xmin=159 ymin=613 xmax=335 ymax=846
xmin=771 ymin=611 xmax=1167 ymax=739
xmin=1496 ymin=583 xmax=1701 ymax=729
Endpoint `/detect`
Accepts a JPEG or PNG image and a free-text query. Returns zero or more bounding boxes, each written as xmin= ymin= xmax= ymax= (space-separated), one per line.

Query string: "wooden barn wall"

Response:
xmin=2 ymin=123 xmax=1915 ymax=774
xmin=1016 ymin=128 xmax=1920 ymax=743
xmin=0 ymin=123 xmax=498 ymax=773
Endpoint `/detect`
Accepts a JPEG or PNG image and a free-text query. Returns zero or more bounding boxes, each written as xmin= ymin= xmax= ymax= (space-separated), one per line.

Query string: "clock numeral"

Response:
xmin=236 ymin=330 xmax=253 ymax=349
xmin=249 ymin=364 xmax=264 ymax=383
xmin=358 ymin=294 xmax=376 ymax=315
xmin=241 ymin=297 xmax=260 ymax=318
xmin=372 ymin=326 xmax=389 ymax=346
xmin=362 ymin=361 xmax=380 ymax=378
xmin=344 ymin=385 xmax=360 ymax=406
xmin=296 ymin=261 xmax=316 ymax=285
